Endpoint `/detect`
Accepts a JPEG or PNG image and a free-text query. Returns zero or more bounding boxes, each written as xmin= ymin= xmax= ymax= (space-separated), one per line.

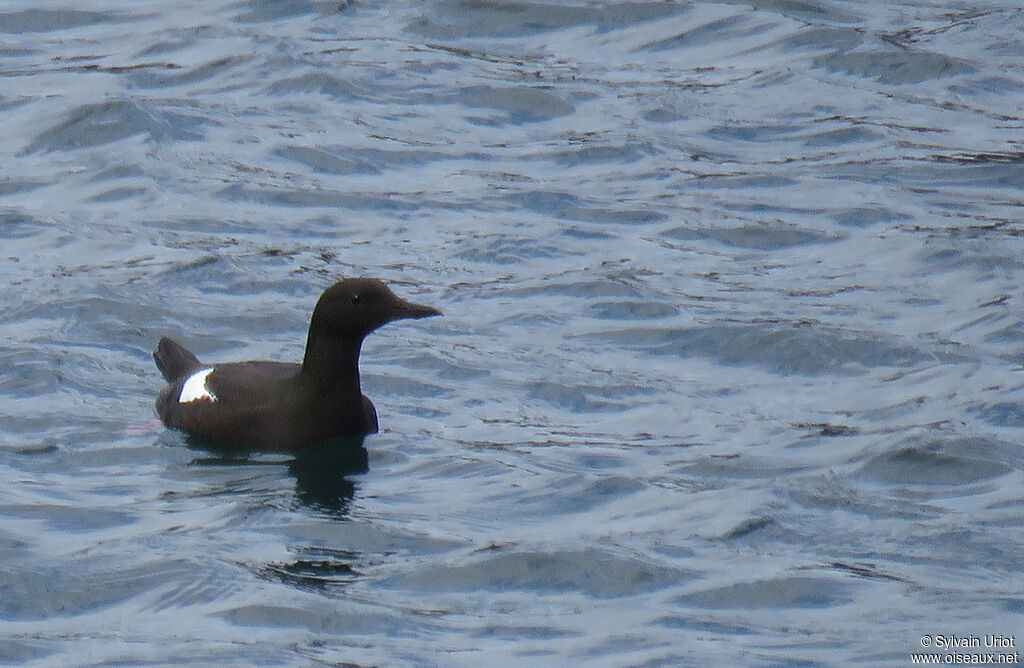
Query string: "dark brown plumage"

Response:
xmin=154 ymin=278 xmax=441 ymax=450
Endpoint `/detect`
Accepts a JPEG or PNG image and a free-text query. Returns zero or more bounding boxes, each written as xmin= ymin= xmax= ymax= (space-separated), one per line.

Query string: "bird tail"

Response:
xmin=153 ymin=337 xmax=202 ymax=381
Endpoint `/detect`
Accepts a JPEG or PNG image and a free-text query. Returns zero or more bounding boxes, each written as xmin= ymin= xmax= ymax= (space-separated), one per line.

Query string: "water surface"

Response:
xmin=2 ymin=0 xmax=1023 ymax=665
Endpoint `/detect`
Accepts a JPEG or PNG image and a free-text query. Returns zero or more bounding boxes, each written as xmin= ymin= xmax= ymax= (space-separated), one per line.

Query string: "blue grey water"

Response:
xmin=1 ymin=0 xmax=1022 ymax=665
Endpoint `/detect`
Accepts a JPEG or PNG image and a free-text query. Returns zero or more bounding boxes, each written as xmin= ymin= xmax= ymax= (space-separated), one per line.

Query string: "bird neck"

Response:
xmin=300 ymin=332 xmax=364 ymax=395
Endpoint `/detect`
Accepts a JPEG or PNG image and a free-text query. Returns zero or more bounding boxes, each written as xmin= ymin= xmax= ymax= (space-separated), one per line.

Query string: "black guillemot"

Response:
xmin=153 ymin=278 xmax=441 ymax=450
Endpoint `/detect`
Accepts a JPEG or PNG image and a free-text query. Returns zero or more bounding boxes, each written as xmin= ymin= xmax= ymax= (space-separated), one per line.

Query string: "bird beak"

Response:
xmin=391 ymin=298 xmax=442 ymax=321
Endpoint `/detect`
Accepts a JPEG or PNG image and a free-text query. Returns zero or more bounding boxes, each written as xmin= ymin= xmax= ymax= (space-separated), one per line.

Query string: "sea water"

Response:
xmin=1 ymin=1 xmax=1023 ymax=665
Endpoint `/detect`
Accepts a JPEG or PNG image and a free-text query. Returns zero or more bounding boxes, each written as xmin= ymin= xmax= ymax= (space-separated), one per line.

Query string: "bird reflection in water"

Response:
xmin=287 ymin=436 xmax=368 ymax=512
xmin=185 ymin=435 xmax=368 ymax=515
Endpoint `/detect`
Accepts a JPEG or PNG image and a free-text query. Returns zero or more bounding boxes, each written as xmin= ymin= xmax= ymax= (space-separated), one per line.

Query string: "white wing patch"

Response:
xmin=179 ymin=368 xmax=218 ymax=403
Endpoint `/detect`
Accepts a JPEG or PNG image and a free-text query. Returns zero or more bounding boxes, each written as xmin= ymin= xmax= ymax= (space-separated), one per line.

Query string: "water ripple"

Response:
xmin=1 ymin=0 xmax=1022 ymax=664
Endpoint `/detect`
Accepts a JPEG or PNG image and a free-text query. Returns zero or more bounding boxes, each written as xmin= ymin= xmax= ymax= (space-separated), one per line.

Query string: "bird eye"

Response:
xmin=351 ymin=294 xmax=361 ymax=305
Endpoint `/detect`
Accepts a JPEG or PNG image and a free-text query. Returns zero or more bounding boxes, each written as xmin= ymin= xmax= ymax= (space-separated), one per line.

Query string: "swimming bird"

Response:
xmin=153 ymin=278 xmax=441 ymax=450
